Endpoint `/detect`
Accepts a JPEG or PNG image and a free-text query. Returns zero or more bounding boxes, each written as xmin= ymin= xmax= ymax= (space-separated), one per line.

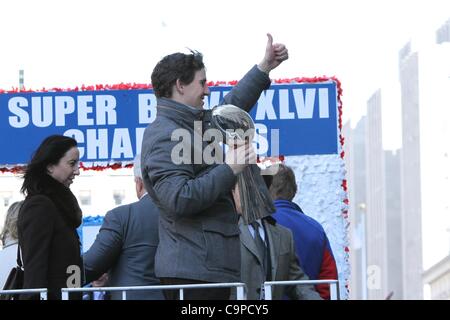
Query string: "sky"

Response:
xmin=1 ymin=0 xmax=450 ymax=150
xmin=1 ymin=0 xmax=450 ymax=273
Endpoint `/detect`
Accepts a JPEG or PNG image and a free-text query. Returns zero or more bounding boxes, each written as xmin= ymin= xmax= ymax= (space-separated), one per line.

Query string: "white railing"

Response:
xmin=61 ymin=282 xmax=247 ymax=300
xmin=0 ymin=280 xmax=338 ymax=300
xmin=0 ymin=288 xmax=48 ymax=300
xmin=263 ymin=279 xmax=339 ymax=300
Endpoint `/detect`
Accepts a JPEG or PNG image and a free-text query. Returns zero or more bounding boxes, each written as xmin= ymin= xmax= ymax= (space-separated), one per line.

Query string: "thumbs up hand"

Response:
xmin=257 ymin=33 xmax=289 ymax=74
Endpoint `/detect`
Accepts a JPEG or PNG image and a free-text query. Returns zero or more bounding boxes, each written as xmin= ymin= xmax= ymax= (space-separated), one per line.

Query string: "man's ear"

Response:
xmin=175 ymin=79 xmax=184 ymax=94
xmin=136 ymin=177 xmax=144 ymax=192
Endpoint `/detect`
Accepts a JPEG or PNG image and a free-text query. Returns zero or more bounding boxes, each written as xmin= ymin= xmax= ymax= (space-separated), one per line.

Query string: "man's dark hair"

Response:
xmin=21 ymin=135 xmax=78 ymax=195
xmin=269 ymin=164 xmax=298 ymax=201
xmin=151 ymin=50 xmax=205 ymax=98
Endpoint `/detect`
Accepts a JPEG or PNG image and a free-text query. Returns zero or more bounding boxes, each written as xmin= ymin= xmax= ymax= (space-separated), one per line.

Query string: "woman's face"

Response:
xmin=47 ymin=146 xmax=80 ymax=187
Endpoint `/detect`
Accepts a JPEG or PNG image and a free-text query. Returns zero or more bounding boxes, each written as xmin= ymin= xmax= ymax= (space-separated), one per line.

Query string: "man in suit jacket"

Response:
xmin=83 ymin=154 xmax=163 ymax=300
xmin=232 ymin=183 xmax=322 ymax=300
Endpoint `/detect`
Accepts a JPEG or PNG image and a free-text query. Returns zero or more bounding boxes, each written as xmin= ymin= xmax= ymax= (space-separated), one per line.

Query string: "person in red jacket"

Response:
xmin=268 ymin=164 xmax=338 ymax=299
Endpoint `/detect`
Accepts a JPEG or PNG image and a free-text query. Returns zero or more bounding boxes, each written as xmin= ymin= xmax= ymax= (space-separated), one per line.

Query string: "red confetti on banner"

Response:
xmin=0 ymin=166 xmax=26 ymax=174
xmin=79 ymin=162 xmax=133 ymax=171
xmin=341 ymin=179 xmax=348 ymax=191
xmin=342 ymin=210 xmax=349 ymax=219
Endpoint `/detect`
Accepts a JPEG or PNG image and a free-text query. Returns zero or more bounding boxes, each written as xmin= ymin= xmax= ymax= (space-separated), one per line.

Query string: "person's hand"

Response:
xmin=257 ymin=33 xmax=289 ymax=74
xmin=92 ymin=273 xmax=108 ymax=287
xmin=225 ymin=141 xmax=256 ymax=175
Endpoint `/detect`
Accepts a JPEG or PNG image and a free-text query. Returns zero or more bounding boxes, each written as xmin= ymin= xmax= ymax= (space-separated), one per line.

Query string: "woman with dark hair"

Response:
xmin=18 ymin=135 xmax=83 ymax=300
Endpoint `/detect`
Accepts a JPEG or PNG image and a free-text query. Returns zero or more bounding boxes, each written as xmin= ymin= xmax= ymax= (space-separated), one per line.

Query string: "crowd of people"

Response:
xmin=0 ymin=33 xmax=338 ymax=300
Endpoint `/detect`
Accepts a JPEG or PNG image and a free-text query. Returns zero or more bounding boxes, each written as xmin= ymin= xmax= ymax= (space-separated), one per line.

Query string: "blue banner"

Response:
xmin=0 ymin=82 xmax=338 ymax=165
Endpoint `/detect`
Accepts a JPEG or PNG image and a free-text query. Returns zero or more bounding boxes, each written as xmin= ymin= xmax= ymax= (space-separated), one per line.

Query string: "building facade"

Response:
xmin=398 ymin=40 xmax=424 ymax=300
xmin=423 ymin=255 xmax=450 ymax=300
xmin=365 ymin=90 xmax=388 ymax=299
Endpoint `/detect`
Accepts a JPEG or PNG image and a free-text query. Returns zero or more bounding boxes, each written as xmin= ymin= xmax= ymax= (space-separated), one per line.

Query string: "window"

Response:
xmin=113 ymin=190 xmax=125 ymax=205
xmin=0 ymin=191 xmax=12 ymax=207
xmin=79 ymin=190 xmax=92 ymax=206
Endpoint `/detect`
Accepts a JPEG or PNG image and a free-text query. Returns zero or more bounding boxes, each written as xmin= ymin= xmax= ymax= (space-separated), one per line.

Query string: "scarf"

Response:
xmin=30 ymin=174 xmax=82 ymax=228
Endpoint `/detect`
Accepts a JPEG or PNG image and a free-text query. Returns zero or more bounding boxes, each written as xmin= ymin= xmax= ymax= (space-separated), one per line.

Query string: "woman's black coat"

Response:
xmin=18 ymin=175 xmax=82 ymax=300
